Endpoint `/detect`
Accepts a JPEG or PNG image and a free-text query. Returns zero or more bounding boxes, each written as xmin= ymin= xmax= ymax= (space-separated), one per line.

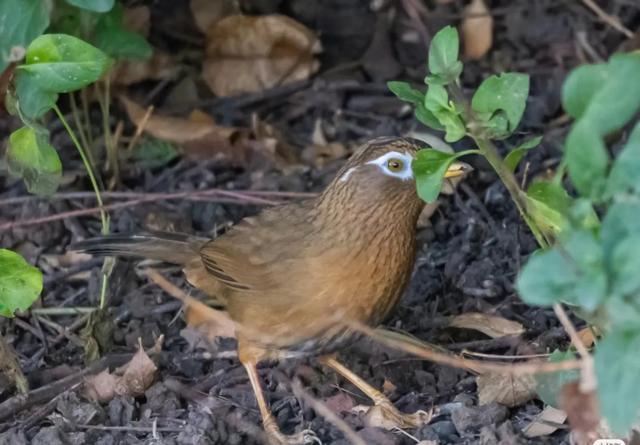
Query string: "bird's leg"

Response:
xmin=319 ymin=356 xmax=432 ymax=430
xmin=242 ymin=360 xmax=318 ymax=445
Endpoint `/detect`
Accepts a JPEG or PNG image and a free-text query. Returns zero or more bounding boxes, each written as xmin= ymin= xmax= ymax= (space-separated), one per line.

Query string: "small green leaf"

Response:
xmin=427 ymin=26 xmax=463 ymax=84
xmin=424 ymin=84 xmax=465 ymax=142
xmin=610 ymin=234 xmax=640 ymax=298
xmin=19 ymin=34 xmax=111 ymax=93
xmin=94 ymin=4 xmax=152 ymax=60
xmin=415 ymin=103 xmax=443 ymax=131
xmin=561 ymin=63 xmax=609 ymax=120
xmin=132 ymin=138 xmax=179 ymax=168
xmin=525 ymin=179 xmax=572 ymax=236
xmin=6 ymin=126 xmax=62 ymax=196
xmin=387 ymin=81 xmax=424 ymax=105
xmin=15 ymin=70 xmax=58 ymax=120
xmin=606 ymin=122 xmax=640 ymax=196
xmin=64 ymin=0 xmax=115 ymax=12
xmin=517 ymin=230 xmax=606 ymax=310
xmin=601 ymin=201 xmax=640 ymax=262
xmin=0 ymin=249 xmax=42 ymax=317
xmin=0 ymin=0 xmax=49 ymax=73
xmin=595 ymin=328 xmax=640 ymax=434
xmin=471 ymin=73 xmax=530 ymax=138
xmin=412 ymin=149 xmax=467 ymax=203
xmin=565 ymin=120 xmax=609 ymax=200
xmin=535 ymin=349 xmax=580 ymax=407
xmin=504 ymin=135 xmax=543 ymax=172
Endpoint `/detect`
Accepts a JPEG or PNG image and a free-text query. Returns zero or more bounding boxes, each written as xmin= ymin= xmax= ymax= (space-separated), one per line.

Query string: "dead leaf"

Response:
xmin=324 ymin=392 xmax=355 ymax=414
xmin=577 ymin=327 xmax=597 ymax=348
xmin=523 ymin=406 xmax=567 ymax=438
xmin=558 ymin=381 xmax=600 ymax=438
xmin=450 ymin=312 xmax=525 ymax=338
xmin=190 ymin=0 xmax=239 ymax=33
xmin=110 ymin=51 xmax=178 ymax=86
xmin=202 ymin=14 xmax=321 ymax=96
xmin=84 ymin=339 xmax=158 ymax=403
xmin=477 ymin=372 xmax=536 ymax=407
xmin=382 ymin=378 xmax=396 ymax=396
xmin=462 ymin=0 xmax=493 ymax=60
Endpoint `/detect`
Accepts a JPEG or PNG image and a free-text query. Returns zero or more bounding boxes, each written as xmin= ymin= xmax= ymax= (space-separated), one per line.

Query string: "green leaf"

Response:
xmin=535 ymin=349 xmax=580 ymax=407
xmin=565 ymin=120 xmax=609 ymax=200
xmin=94 ymin=4 xmax=152 ymax=60
xmin=132 ymin=138 xmax=179 ymax=168
xmin=504 ymin=135 xmax=543 ymax=172
xmin=471 ymin=73 xmax=530 ymax=138
xmin=567 ymin=198 xmax=600 ymax=232
xmin=427 ymin=26 xmax=463 ymax=84
xmin=517 ymin=230 xmax=606 ymax=310
xmin=415 ymin=103 xmax=443 ymax=131
xmin=387 ymin=81 xmax=424 ymax=105
xmin=595 ymin=328 xmax=640 ymax=434
xmin=424 ymin=84 xmax=465 ymax=142
xmin=600 ymin=200 xmax=640 ymax=262
xmin=0 ymin=0 xmax=49 ymax=73
xmin=15 ymin=70 xmax=58 ymax=120
xmin=19 ymin=34 xmax=111 ymax=93
xmin=64 ymin=0 xmax=115 ymax=13
xmin=412 ymin=149 xmax=467 ymax=203
xmin=6 ymin=126 xmax=62 ymax=196
xmin=606 ymin=122 xmax=640 ymax=196
xmin=563 ymin=54 xmax=640 ymax=136
xmin=525 ymin=179 xmax=572 ymax=236
xmin=0 ymin=249 xmax=42 ymax=317
xmin=561 ymin=63 xmax=609 ymax=120
xmin=610 ymin=234 xmax=640 ymax=298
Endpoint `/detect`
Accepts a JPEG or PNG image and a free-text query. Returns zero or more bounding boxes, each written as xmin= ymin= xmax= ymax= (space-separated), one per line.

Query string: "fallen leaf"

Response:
xmin=202 ymin=14 xmax=321 ymax=96
xmin=324 ymin=392 xmax=355 ymax=414
xmin=301 ymin=119 xmax=346 ymax=167
xmin=477 ymin=372 xmax=536 ymax=407
xmin=462 ymin=0 xmax=493 ymax=60
xmin=84 ymin=339 xmax=158 ymax=403
xmin=577 ymin=327 xmax=597 ymax=348
xmin=190 ymin=0 xmax=238 ymax=33
xmin=450 ymin=312 xmax=525 ymax=338
xmin=558 ymin=381 xmax=600 ymax=438
xmin=382 ymin=378 xmax=396 ymax=396
xmin=110 ymin=51 xmax=178 ymax=86
xmin=523 ymin=406 xmax=567 ymax=438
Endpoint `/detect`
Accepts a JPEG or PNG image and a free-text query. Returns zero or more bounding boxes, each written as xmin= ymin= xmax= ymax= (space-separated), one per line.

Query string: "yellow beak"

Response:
xmin=444 ymin=161 xmax=473 ymax=178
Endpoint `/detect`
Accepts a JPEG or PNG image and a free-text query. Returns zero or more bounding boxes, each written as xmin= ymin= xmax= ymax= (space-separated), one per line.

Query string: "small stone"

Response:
xmin=451 ymin=402 xmax=508 ymax=436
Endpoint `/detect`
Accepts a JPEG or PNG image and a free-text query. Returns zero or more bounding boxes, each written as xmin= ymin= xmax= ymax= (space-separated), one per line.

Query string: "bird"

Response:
xmin=72 ymin=137 xmax=471 ymax=444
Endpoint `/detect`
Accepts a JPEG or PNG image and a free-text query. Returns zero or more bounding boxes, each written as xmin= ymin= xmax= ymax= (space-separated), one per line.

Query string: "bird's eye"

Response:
xmin=386 ymin=158 xmax=404 ymax=172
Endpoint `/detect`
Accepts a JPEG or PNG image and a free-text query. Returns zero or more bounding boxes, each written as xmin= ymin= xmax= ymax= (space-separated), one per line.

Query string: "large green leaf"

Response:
xmin=427 ymin=26 xmax=463 ymax=84
xmin=535 ymin=349 xmax=580 ymax=407
xmin=412 ymin=149 xmax=470 ymax=203
xmin=561 ymin=63 xmax=609 ymax=120
xmin=595 ymin=328 xmax=640 ymax=434
xmin=19 ymin=34 xmax=111 ymax=93
xmin=64 ymin=0 xmax=115 ymax=12
xmin=0 ymin=249 xmax=42 ymax=318
xmin=525 ymin=179 xmax=572 ymax=236
xmin=471 ymin=73 xmax=529 ymax=138
xmin=94 ymin=4 xmax=152 ymax=60
xmin=15 ymin=70 xmax=58 ymax=120
xmin=610 ymin=234 xmax=640 ymax=299
xmin=600 ymin=201 xmax=640 ymax=262
xmin=606 ymin=122 xmax=640 ymax=196
xmin=565 ymin=120 xmax=609 ymax=200
xmin=0 ymin=0 xmax=49 ymax=73
xmin=6 ymin=126 xmax=62 ymax=195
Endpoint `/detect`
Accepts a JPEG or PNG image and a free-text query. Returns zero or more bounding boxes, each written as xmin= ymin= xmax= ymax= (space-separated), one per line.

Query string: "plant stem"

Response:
xmin=69 ymin=92 xmax=93 ymax=166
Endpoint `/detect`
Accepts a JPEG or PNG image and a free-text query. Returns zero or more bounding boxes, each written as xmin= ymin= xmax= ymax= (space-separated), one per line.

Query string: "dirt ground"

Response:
xmin=1 ymin=0 xmax=639 ymax=444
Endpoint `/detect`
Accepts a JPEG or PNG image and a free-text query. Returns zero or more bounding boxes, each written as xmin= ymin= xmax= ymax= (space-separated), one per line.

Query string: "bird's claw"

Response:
xmin=264 ymin=421 xmax=320 ymax=445
xmin=365 ymin=400 xmax=433 ymax=430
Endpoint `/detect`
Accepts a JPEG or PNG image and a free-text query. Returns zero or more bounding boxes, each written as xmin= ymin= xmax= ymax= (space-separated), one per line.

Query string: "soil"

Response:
xmin=1 ymin=1 xmax=639 ymax=444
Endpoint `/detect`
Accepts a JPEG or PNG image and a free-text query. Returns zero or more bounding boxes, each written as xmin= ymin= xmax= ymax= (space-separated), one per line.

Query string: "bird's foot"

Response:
xmin=264 ymin=417 xmax=320 ymax=445
xmin=365 ymin=399 xmax=433 ymax=430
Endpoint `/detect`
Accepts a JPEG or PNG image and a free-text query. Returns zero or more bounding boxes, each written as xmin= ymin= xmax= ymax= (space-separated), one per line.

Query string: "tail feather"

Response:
xmin=71 ymin=231 xmax=208 ymax=264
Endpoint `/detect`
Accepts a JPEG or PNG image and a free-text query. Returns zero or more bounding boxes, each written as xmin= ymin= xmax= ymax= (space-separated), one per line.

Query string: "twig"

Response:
xmin=126 ymin=104 xmax=154 ymax=153
xmin=291 ymin=379 xmax=366 ymax=445
xmin=580 ymin=0 xmax=634 ymax=38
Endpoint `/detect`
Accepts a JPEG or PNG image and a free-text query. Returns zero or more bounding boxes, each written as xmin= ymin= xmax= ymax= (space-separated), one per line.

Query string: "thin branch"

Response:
xmin=581 ymin=0 xmax=634 ymax=38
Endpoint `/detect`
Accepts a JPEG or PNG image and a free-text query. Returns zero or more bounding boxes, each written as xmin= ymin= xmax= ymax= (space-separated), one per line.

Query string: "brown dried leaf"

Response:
xmin=558 ymin=381 xmax=600 ymax=438
xmin=114 ymin=340 xmax=157 ymax=397
xmin=190 ymin=0 xmax=239 ymax=33
xmin=477 ymin=372 xmax=536 ymax=407
xmin=202 ymin=14 xmax=321 ymax=96
xmin=462 ymin=0 xmax=493 ymax=60
xmin=450 ymin=312 xmax=525 ymax=338
xmin=523 ymin=406 xmax=567 ymax=438
xmin=577 ymin=327 xmax=597 ymax=348
xmin=110 ymin=51 xmax=178 ymax=86
xmin=84 ymin=369 xmax=117 ymax=403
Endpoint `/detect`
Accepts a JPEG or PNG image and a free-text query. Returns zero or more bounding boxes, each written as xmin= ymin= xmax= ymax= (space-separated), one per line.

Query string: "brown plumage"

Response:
xmin=73 ymin=137 xmax=470 ymax=444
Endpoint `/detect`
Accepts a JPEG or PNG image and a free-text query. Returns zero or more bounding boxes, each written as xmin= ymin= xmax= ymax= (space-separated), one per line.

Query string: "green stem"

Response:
xmin=69 ymin=92 xmax=93 ymax=166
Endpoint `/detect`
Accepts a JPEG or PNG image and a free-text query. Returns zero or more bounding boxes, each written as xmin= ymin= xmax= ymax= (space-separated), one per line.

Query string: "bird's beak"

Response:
xmin=444 ymin=161 xmax=473 ymax=178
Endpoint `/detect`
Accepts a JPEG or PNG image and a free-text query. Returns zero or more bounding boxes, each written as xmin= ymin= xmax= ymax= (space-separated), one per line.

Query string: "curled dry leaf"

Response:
xmin=202 ymin=14 xmax=321 ymax=96
xmin=84 ymin=339 xmax=158 ymax=403
xmin=450 ymin=312 xmax=525 ymax=339
xmin=190 ymin=0 xmax=239 ymax=33
xmin=462 ymin=0 xmax=493 ymax=60
xmin=523 ymin=406 xmax=567 ymax=438
xmin=477 ymin=372 xmax=537 ymax=407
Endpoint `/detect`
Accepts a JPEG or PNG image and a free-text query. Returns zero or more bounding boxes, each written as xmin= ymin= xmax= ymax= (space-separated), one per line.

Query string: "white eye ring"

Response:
xmin=366 ymin=151 xmax=414 ymax=180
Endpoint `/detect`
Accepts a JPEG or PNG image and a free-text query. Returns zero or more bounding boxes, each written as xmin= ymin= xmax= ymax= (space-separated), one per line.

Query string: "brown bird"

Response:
xmin=73 ymin=137 xmax=470 ymax=444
